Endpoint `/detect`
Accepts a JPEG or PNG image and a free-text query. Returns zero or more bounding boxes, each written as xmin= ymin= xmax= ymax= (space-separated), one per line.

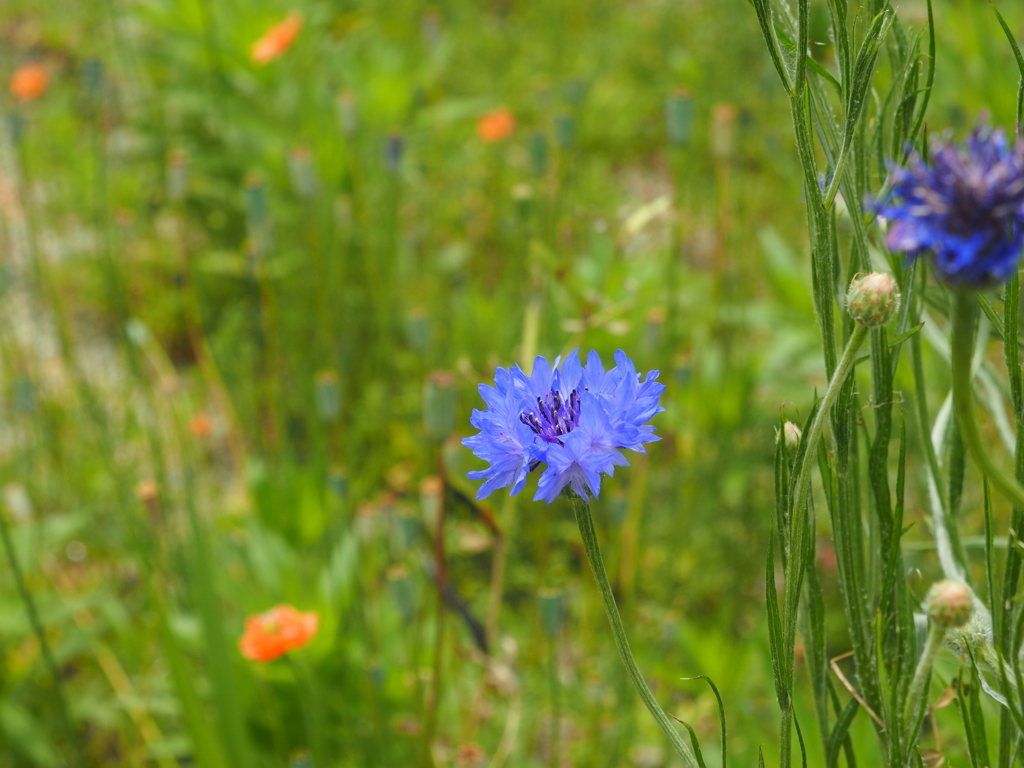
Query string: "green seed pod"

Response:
xmin=387 ymin=564 xmax=419 ymax=623
xmin=315 ymin=369 xmax=341 ymax=423
xmin=538 ymin=587 xmax=565 ymax=638
xmin=528 ymin=131 xmax=548 ymax=176
xmin=167 ymin=149 xmax=188 ymax=202
xmin=555 ymin=114 xmax=576 ymax=150
xmin=665 ymin=90 xmax=693 ymax=147
xmin=423 ymin=371 xmax=457 ymax=442
xmin=846 ymin=272 xmax=899 ymax=327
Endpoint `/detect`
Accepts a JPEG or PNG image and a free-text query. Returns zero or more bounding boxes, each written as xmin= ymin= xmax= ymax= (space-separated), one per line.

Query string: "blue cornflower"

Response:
xmin=463 ymin=350 xmax=665 ymax=504
xmin=875 ymin=123 xmax=1024 ymax=286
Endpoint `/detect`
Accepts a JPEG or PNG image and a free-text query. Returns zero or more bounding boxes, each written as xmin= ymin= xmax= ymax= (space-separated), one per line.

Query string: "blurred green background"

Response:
xmin=0 ymin=0 xmax=1021 ymax=765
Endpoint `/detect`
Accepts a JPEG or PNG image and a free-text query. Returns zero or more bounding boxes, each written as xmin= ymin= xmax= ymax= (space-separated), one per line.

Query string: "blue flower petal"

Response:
xmin=463 ymin=351 xmax=664 ymax=502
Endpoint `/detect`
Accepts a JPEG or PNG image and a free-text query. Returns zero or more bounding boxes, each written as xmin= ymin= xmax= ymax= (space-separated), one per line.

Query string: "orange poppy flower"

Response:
xmin=9 ymin=63 xmax=48 ymax=101
xmin=239 ymin=605 xmax=319 ymax=662
xmin=477 ymin=109 xmax=515 ymax=143
xmin=189 ymin=412 xmax=213 ymax=439
xmin=250 ymin=12 xmax=304 ymax=66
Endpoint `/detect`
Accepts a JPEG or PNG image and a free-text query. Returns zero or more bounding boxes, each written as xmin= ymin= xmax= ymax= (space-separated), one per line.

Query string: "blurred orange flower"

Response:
xmin=477 ymin=109 xmax=515 ymax=143
xmin=189 ymin=412 xmax=213 ymax=438
xmin=9 ymin=63 xmax=48 ymax=101
xmin=250 ymin=12 xmax=304 ymax=66
xmin=239 ymin=605 xmax=319 ymax=662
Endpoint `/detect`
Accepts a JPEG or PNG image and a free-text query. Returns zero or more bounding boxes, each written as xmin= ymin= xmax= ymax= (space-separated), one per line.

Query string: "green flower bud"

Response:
xmin=846 ymin=272 xmax=899 ymax=327
xmin=924 ymin=580 xmax=973 ymax=629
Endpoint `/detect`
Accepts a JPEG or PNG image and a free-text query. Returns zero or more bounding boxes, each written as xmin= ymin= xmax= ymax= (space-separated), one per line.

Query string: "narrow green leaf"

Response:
xmin=827 ymin=680 xmax=858 ymax=768
xmin=682 ymin=676 xmax=727 ymax=768
xmin=748 ymin=0 xmax=794 ymax=93
xmin=980 ymin=293 xmax=1006 ymax=339
xmin=676 ymin=719 xmax=707 ymax=768
xmin=986 ymin=480 xmax=998 ymax=636
xmin=993 ymin=2 xmax=1024 ymax=132
xmin=963 ymin=644 xmax=992 ymax=768
xmin=795 ymin=0 xmax=809 ymax=88
xmin=825 ymin=698 xmax=858 ymax=768
xmin=793 ymin=710 xmax=809 ymax=768
xmin=993 ymin=5 xmax=1024 ymax=81
xmin=823 ymin=9 xmax=894 ymax=208
xmin=880 ymin=415 xmax=907 ymax=606
xmin=808 ymin=57 xmax=842 ymax=94
xmin=766 ymin=520 xmax=789 ymax=710
xmin=907 ymin=0 xmax=935 ymax=148
xmin=947 ymin=414 xmax=967 ymax=519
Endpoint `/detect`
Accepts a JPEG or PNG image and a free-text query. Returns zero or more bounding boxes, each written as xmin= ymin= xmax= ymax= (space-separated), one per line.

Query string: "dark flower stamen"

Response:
xmin=519 ymin=388 xmax=583 ymax=444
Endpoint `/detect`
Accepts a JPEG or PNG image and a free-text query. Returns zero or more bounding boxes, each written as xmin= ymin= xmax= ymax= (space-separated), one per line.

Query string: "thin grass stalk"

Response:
xmin=902 ymin=623 xmax=943 ymax=745
xmin=423 ymin=448 xmax=448 ymax=768
xmin=548 ymin=630 xmax=561 ymax=768
xmin=570 ymin=494 xmax=701 ymax=768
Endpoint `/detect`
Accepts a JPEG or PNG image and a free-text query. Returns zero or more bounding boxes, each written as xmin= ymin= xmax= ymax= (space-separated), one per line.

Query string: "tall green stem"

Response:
xmin=570 ymin=496 xmax=700 ymax=768
xmin=950 ymin=289 xmax=1024 ymax=510
xmin=779 ymin=321 xmax=868 ymax=768
xmin=902 ymin=623 xmax=943 ymax=742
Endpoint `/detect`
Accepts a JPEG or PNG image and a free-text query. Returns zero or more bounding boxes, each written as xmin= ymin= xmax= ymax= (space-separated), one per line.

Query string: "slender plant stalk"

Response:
xmin=423 ymin=448 xmax=448 ymax=768
xmin=779 ymin=321 xmax=868 ymax=768
xmin=570 ymin=494 xmax=701 ymax=768
xmin=902 ymin=623 xmax=944 ymax=741
xmin=951 ymin=289 xmax=1024 ymax=510
xmin=549 ymin=632 xmax=561 ymax=768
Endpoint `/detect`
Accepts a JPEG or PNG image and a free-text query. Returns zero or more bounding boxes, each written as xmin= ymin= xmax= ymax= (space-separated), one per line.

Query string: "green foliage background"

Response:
xmin=0 ymin=0 xmax=1021 ymax=765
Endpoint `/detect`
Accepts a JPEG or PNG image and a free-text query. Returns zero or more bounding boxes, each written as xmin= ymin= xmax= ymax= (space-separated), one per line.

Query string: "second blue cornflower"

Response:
xmin=876 ymin=123 xmax=1024 ymax=286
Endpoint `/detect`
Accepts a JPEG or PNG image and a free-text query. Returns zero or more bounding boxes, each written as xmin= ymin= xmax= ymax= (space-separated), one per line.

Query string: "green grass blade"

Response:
xmin=683 ymin=676 xmax=727 ymax=768
xmin=825 ymin=698 xmax=858 ymax=768
xmin=908 ymin=0 xmax=935 ymax=148
xmin=748 ymin=0 xmax=794 ymax=93
xmin=766 ymin=520 xmax=789 ymax=712
xmin=993 ymin=4 xmax=1024 ymax=133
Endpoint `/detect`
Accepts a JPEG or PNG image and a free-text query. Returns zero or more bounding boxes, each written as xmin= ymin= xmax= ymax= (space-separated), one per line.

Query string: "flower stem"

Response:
xmin=902 ymin=623 xmax=944 ymax=742
xmin=950 ymin=289 xmax=1024 ymax=510
xmin=779 ymin=320 xmax=868 ymax=768
xmin=570 ymin=495 xmax=700 ymax=768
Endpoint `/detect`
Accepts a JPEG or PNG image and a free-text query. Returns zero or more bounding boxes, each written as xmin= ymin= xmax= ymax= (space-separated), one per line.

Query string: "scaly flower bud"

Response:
xmin=944 ymin=613 xmax=994 ymax=662
xmin=924 ymin=580 xmax=973 ymax=629
xmin=846 ymin=272 xmax=899 ymax=327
